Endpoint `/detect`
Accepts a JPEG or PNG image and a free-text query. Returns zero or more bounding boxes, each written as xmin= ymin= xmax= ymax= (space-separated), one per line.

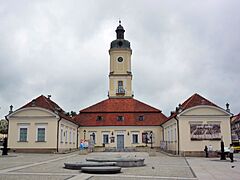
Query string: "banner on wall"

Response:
xmin=190 ymin=124 xmax=221 ymax=140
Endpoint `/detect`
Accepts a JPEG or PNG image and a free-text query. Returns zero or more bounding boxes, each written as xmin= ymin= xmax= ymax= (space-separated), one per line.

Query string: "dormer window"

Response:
xmin=96 ymin=116 xmax=103 ymax=121
xmin=138 ymin=116 xmax=144 ymax=121
xmin=117 ymin=116 xmax=124 ymax=121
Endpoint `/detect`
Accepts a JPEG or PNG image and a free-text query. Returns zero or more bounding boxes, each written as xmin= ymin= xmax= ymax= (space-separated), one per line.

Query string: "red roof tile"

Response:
xmin=80 ymin=98 xmax=161 ymax=113
xmin=232 ymin=113 xmax=240 ymax=123
xmin=75 ymin=98 xmax=167 ymax=126
xmin=168 ymin=93 xmax=220 ymax=120
xmin=19 ymin=95 xmax=77 ymax=124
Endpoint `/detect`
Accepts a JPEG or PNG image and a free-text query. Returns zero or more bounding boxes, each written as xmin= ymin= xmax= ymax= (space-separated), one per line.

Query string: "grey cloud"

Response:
xmin=0 ymin=0 xmax=240 ymax=118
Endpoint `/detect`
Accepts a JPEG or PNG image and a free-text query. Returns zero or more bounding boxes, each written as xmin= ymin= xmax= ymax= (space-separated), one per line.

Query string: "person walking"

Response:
xmin=229 ymin=144 xmax=234 ymax=163
xmin=208 ymin=145 xmax=213 ymax=157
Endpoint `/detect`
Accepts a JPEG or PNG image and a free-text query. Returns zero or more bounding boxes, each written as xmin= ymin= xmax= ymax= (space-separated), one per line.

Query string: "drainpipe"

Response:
xmin=56 ymin=117 xmax=62 ymax=153
xmin=160 ymin=124 xmax=164 ymax=141
xmin=174 ymin=117 xmax=180 ymax=155
xmin=5 ymin=115 xmax=9 ymax=141
xmin=76 ymin=125 xmax=80 ymax=149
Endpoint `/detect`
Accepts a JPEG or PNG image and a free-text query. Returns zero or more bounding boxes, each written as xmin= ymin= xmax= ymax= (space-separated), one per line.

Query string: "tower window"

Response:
xmin=118 ymin=81 xmax=123 ymax=88
xmin=117 ymin=81 xmax=125 ymax=94
xmin=96 ymin=116 xmax=103 ymax=121
xmin=117 ymin=116 xmax=124 ymax=121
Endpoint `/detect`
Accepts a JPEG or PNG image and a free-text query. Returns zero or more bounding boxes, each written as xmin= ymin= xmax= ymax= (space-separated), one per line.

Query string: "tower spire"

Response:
xmin=116 ymin=20 xmax=125 ymax=39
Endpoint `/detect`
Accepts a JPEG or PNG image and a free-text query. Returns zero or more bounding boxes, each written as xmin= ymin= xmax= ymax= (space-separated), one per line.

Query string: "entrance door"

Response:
xmin=117 ymin=135 xmax=124 ymax=150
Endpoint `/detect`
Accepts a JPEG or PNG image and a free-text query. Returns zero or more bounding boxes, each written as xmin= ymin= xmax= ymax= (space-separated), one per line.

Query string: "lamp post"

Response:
xmin=83 ymin=130 xmax=86 ymax=140
xmin=150 ymin=131 xmax=153 ymax=149
xmin=92 ymin=132 xmax=95 ymax=144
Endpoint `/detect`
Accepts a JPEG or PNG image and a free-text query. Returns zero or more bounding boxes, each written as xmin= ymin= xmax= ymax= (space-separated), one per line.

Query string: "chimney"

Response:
xmin=47 ymin=95 xmax=51 ymax=99
xmin=170 ymin=111 xmax=175 ymax=116
xmin=226 ymin=103 xmax=230 ymax=112
xmin=178 ymin=104 xmax=182 ymax=113
xmin=9 ymin=105 xmax=13 ymax=114
xmin=32 ymin=99 xmax=36 ymax=106
xmin=176 ymin=107 xmax=179 ymax=112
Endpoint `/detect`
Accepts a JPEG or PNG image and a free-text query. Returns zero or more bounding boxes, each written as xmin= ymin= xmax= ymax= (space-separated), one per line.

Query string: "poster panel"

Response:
xmin=190 ymin=124 xmax=221 ymax=140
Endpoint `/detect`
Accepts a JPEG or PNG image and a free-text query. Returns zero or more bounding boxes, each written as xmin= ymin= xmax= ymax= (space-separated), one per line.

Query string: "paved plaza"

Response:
xmin=0 ymin=151 xmax=239 ymax=180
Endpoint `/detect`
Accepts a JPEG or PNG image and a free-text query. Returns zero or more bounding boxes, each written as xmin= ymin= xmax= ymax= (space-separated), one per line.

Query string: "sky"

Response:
xmin=0 ymin=0 xmax=240 ymax=119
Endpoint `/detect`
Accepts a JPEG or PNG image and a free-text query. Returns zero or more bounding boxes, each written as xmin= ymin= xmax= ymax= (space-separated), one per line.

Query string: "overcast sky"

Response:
xmin=0 ymin=0 xmax=240 ymax=119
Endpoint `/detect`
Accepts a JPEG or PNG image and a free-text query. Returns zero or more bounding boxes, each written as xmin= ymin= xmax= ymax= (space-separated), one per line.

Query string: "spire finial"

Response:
xmin=119 ymin=19 xmax=121 ymax=25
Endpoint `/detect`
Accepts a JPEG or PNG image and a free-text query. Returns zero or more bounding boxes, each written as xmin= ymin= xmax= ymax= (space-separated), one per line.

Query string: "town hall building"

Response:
xmin=6 ymin=22 xmax=232 ymax=156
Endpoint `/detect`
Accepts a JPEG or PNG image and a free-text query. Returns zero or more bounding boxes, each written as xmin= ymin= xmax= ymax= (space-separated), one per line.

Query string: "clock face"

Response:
xmin=117 ymin=57 xmax=123 ymax=62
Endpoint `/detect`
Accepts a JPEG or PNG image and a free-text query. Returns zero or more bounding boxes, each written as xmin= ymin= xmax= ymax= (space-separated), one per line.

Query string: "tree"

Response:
xmin=0 ymin=119 xmax=8 ymax=135
xmin=70 ymin=111 xmax=77 ymax=116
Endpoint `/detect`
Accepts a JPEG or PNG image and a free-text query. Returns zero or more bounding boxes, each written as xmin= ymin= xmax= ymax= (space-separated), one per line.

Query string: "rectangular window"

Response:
xmin=19 ymin=128 xmax=27 ymax=142
xmin=117 ymin=116 xmax=124 ymax=121
xmin=103 ymin=134 xmax=109 ymax=144
xmin=96 ymin=116 xmax=103 ymax=121
xmin=37 ymin=128 xmax=45 ymax=142
xmin=69 ymin=130 xmax=72 ymax=143
xmin=117 ymin=81 xmax=125 ymax=94
xmin=132 ymin=134 xmax=138 ymax=144
xmin=138 ymin=116 xmax=144 ymax=121
xmin=65 ymin=129 xmax=68 ymax=143
xmin=118 ymin=81 xmax=123 ymax=89
xmin=73 ymin=131 xmax=75 ymax=144
xmin=60 ymin=128 xmax=63 ymax=143
xmin=174 ymin=128 xmax=176 ymax=141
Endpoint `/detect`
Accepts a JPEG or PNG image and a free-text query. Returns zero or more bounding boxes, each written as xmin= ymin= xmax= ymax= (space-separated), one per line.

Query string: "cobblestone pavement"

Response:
xmin=186 ymin=153 xmax=240 ymax=180
xmin=2 ymin=151 xmax=238 ymax=180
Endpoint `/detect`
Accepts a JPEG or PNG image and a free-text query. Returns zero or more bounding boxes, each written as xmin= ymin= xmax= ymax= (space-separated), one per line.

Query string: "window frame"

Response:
xmin=60 ymin=127 xmax=64 ymax=143
xmin=19 ymin=127 xmax=28 ymax=142
xmin=65 ymin=128 xmax=68 ymax=144
xmin=102 ymin=133 xmax=109 ymax=144
xmin=35 ymin=124 xmax=47 ymax=142
xmin=96 ymin=116 xmax=103 ymax=121
xmin=138 ymin=115 xmax=144 ymax=121
xmin=18 ymin=124 xmax=29 ymax=142
xmin=132 ymin=133 xmax=139 ymax=144
xmin=117 ymin=116 xmax=124 ymax=121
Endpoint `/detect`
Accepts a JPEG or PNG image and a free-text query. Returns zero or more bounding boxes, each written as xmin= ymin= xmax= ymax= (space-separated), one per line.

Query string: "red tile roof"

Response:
xmin=75 ymin=98 xmax=167 ymax=126
xmin=80 ymin=98 xmax=161 ymax=113
xmin=19 ymin=95 xmax=77 ymax=124
xmin=232 ymin=113 xmax=240 ymax=123
xmin=168 ymin=93 xmax=220 ymax=120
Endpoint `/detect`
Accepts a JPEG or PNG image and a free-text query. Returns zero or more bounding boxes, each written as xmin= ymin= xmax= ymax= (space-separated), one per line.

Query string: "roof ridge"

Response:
xmin=80 ymin=98 xmax=108 ymax=112
xmin=133 ymin=98 xmax=161 ymax=112
xmin=41 ymin=95 xmax=55 ymax=111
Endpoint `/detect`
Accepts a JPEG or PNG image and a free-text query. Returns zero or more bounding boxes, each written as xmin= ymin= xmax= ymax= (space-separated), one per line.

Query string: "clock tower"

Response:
xmin=108 ymin=21 xmax=133 ymax=98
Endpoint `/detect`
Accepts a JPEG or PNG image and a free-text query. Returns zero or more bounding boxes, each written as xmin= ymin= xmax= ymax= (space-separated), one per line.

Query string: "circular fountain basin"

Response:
xmin=81 ymin=166 xmax=121 ymax=174
xmin=86 ymin=157 xmax=145 ymax=167
xmin=64 ymin=162 xmax=116 ymax=170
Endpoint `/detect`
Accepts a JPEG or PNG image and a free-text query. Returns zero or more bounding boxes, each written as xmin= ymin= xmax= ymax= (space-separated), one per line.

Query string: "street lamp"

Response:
xmin=91 ymin=132 xmax=95 ymax=144
xmin=150 ymin=131 xmax=153 ymax=149
xmin=83 ymin=130 xmax=86 ymax=140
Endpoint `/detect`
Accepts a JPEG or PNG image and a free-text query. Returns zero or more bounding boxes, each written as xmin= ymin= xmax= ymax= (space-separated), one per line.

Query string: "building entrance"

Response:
xmin=117 ymin=135 xmax=124 ymax=150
